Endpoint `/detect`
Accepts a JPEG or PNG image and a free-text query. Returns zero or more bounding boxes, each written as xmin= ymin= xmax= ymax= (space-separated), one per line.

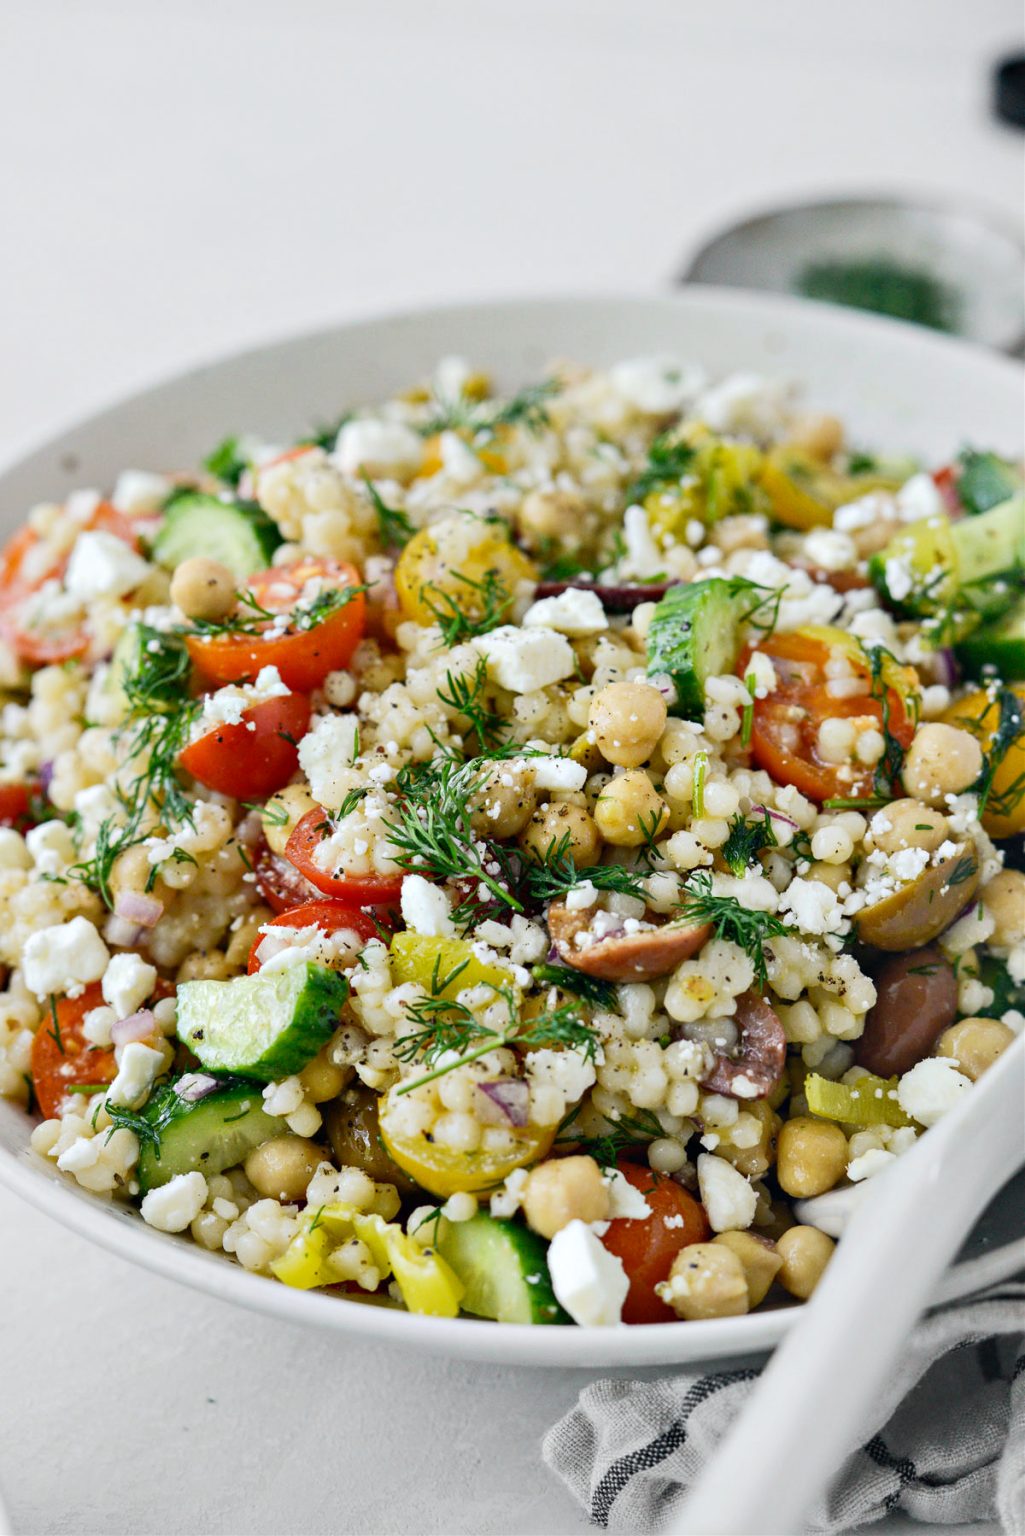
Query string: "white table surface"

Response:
xmin=0 ymin=3 xmax=1020 ymax=1532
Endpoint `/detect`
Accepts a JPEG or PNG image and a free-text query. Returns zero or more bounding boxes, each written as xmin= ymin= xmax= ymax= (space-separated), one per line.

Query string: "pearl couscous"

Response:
xmin=1 ymin=356 xmax=1022 ymax=1327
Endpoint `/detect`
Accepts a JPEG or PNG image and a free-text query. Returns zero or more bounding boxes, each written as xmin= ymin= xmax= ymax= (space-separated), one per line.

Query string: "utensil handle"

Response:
xmin=670 ymin=1035 xmax=1025 ymax=1536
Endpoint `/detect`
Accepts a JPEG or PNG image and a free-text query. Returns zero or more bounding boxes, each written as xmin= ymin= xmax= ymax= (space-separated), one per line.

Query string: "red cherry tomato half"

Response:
xmin=284 ymin=806 xmax=405 ymax=906
xmin=178 ymin=692 xmax=311 ymax=800
xmin=0 ymin=783 xmax=37 ymax=830
xmin=185 ymin=558 xmax=366 ymax=692
xmin=599 ymin=1161 xmax=711 ymax=1324
xmin=253 ymin=842 xmax=324 ymax=914
xmin=30 ymin=983 xmax=117 ymax=1120
xmin=247 ymin=899 xmax=383 ymax=974
xmin=740 ymin=627 xmax=917 ymax=805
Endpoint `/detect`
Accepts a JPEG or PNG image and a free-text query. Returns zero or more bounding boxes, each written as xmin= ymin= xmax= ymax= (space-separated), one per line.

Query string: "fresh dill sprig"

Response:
xmin=864 ymin=643 xmax=916 ymax=798
xmin=531 ymin=963 xmax=616 ymax=1011
xmin=421 ymin=568 xmax=513 ymax=646
xmin=721 ymin=810 xmax=778 ymax=878
xmin=972 ymin=686 xmax=1025 ymax=820
xmin=335 ymin=785 xmax=372 ymax=820
xmin=436 ymin=658 xmax=506 ymax=753
xmin=677 ymin=870 xmax=787 ymax=990
xmin=554 ymin=1101 xmax=664 ymax=1170
xmin=626 ymin=431 xmax=695 ymax=505
xmin=420 ymin=378 xmax=559 ymax=440
xmin=102 ymin=1101 xmax=163 ymax=1150
xmin=203 ymin=436 xmax=247 ymax=488
xmin=47 ymin=994 xmax=63 ymax=1055
xmin=523 ymin=833 xmax=650 ymax=906
xmin=185 ymin=583 xmax=366 ymax=639
xmin=362 ymin=474 xmax=415 ymax=549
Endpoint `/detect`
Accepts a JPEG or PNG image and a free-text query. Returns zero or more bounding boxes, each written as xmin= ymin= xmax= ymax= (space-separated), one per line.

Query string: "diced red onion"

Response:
xmin=114 ymin=890 xmax=164 ymax=929
xmin=175 ymin=1072 xmax=222 ymax=1103
xmin=38 ymin=761 xmax=55 ymax=798
xmin=933 ymin=649 xmax=959 ymax=689
xmin=476 ymin=1078 xmax=529 ymax=1127
xmin=105 ymin=916 xmax=146 ymax=948
xmin=111 ymin=1009 xmax=157 ymax=1047
xmin=750 ymin=804 xmax=800 ymax=831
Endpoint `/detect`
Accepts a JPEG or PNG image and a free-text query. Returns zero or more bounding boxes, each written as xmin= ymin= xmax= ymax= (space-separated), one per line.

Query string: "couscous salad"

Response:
xmin=1 ymin=356 xmax=1022 ymax=1326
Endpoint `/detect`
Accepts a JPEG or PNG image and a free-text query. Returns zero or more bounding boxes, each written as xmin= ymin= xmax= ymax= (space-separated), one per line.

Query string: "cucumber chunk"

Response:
xmin=136 ymin=1075 xmax=283 ymax=1192
xmin=976 ymin=955 xmax=1025 ymax=1020
xmin=152 ymin=492 xmax=282 ymax=579
xmin=869 ymin=496 xmax=1024 ymax=616
xmin=955 ymin=595 xmax=1025 ymax=682
xmin=645 ymin=578 xmax=745 ymax=718
xmin=956 ymin=450 xmax=1023 ymax=517
xmin=436 ymin=1212 xmax=569 ymax=1324
xmin=177 ymin=963 xmax=348 ymax=1080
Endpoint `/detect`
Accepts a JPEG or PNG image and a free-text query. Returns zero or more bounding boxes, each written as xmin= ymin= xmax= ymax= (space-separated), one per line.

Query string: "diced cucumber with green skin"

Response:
xmin=955 ymin=596 xmax=1025 ymax=681
xmin=869 ymin=496 xmax=1025 ymax=615
xmin=435 ymin=1212 xmax=569 ymax=1324
xmin=177 ymin=963 xmax=348 ymax=1080
xmin=646 ymin=578 xmax=745 ymax=720
xmin=956 ymin=451 xmax=1023 ymax=517
xmin=976 ymin=955 xmax=1025 ymax=1020
xmin=152 ymin=492 xmax=282 ymax=579
xmin=136 ymin=1076 xmax=283 ymax=1192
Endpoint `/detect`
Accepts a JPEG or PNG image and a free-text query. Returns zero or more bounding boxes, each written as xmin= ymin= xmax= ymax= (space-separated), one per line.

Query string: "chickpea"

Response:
xmin=713 ymin=1231 xmax=783 ymax=1308
xmin=589 ymin=682 xmax=668 ymax=769
xmin=657 ymin=1242 xmax=749 ymax=1320
xmin=522 ymin=1155 xmax=610 ymax=1239
xmin=169 ymin=556 xmax=237 ymax=622
xmin=263 ymin=783 xmax=318 ymax=856
xmin=869 ymin=798 xmax=949 ymax=856
xmin=469 ymin=760 xmax=537 ymax=839
xmin=982 ymin=868 xmax=1025 ymax=948
xmin=776 ymin=1225 xmax=834 ymax=1299
xmin=244 ymin=1136 xmax=323 ymax=1201
xmin=224 ymin=910 xmax=273 ymax=967
xmin=776 ymin=1117 xmax=848 ymax=1198
xmin=787 ymin=412 xmax=844 ymax=461
xmin=901 ymin=724 xmax=983 ymax=806
xmin=176 ymin=948 xmax=234 ymax=982
xmin=519 ymin=801 xmax=602 ymax=866
xmin=299 ymin=1045 xmax=353 ymax=1103
xmin=935 ymin=1017 xmax=1015 ymax=1081
xmin=594 ymin=771 xmax=668 ymax=848
xmin=516 ymin=487 xmax=588 ymax=544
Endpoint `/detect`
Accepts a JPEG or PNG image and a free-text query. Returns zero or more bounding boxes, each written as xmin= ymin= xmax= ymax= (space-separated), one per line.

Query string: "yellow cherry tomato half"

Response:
xmin=943 ymin=684 xmax=1025 ymax=838
xmin=378 ymin=1085 xmax=555 ymax=1198
xmin=394 ymin=518 xmax=537 ymax=626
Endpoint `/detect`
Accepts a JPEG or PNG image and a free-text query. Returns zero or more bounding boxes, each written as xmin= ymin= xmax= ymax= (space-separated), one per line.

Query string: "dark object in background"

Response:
xmin=994 ymin=54 xmax=1025 ymax=128
xmin=795 ymin=257 xmax=960 ymax=333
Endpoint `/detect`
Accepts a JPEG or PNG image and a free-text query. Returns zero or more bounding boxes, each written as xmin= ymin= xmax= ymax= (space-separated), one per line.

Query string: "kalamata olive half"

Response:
xmin=854 ymin=847 xmax=980 ymax=951
xmin=699 ymin=990 xmax=787 ymax=1100
xmin=324 ymin=1085 xmax=420 ymax=1196
xmin=855 ymin=946 xmax=958 ymax=1077
xmin=547 ymin=903 xmax=711 ymax=981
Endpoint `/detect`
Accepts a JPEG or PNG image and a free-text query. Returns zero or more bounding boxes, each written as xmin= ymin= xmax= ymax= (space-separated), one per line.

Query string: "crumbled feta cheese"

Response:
xmin=297 ymin=712 xmax=362 ymax=805
xmin=620 ymin=504 xmax=665 ymax=579
xmin=521 ymin=587 xmax=608 ymax=636
xmin=489 ymin=1166 xmax=530 ymax=1219
xmin=696 ymin=373 xmax=791 ymax=438
xmin=565 ymin=880 xmax=598 ymax=913
xmin=847 ymin=1147 xmax=897 ymax=1182
xmin=531 ymin=756 xmax=588 ymax=793
xmin=25 ymin=820 xmax=75 ymax=876
xmin=895 ymin=472 xmax=943 ymax=523
xmin=897 ymin=1058 xmax=973 ymax=1127
xmin=547 ymin=1220 xmax=629 ymax=1326
xmin=474 ymin=625 xmax=575 ymax=693
xmin=191 ymin=665 xmax=290 ymax=738
xmin=803 ymin=528 xmax=857 ymax=572
xmin=333 ymin=419 xmax=425 ymax=479
xmin=400 ymin=874 xmax=456 ymax=938
xmin=140 ymin=1171 xmax=209 ymax=1233
xmin=22 ymin=916 xmax=111 ymax=999
xmin=111 ymin=469 xmax=172 ymax=514
xmin=779 ymin=878 xmax=846 ymax=938
xmin=696 ymin=1152 xmax=757 ymax=1231
xmin=106 ymin=1040 xmax=165 ymax=1109
xmin=438 ymin=431 xmax=482 ymax=486
xmin=610 ymin=356 xmax=704 ymax=414
xmin=102 ymin=952 xmax=157 ymax=1019
xmin=604 ymin=1167 xmax=652 ymax=1221
xmin=64 ymin=530 xmax=150 ymax=600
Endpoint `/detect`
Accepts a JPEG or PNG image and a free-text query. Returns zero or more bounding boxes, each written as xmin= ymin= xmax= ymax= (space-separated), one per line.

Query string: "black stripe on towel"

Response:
xmin=863 ymin=1434 xmax=919 ymax=1512
xmin=590 ymin=1369 xmax=758 ymax=1528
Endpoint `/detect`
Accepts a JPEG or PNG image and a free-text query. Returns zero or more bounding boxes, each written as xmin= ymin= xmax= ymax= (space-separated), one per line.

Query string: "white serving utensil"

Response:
xmin=672 ymin=1032 xmax=1025 ymax=1535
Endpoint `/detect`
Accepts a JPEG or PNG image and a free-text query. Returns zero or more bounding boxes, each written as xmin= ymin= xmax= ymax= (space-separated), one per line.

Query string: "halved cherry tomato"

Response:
xmin=284 ymin=806 xmax=405 ymax=905
xmin=599 ymin=1162 xmax=711 ymax=1324
xmin=247 ymin=899 xmax=383 ymax=973
xmin=740 ymin=625 xmax=918 ymax=804
xmin=378 ymin=1085 xmax=555 ymax=1198
xmin=30 ymin=983 xmax=117 ymax=1120
xmin=178 ymin=693 xmax=311 ymax=800
xmin=0 ymin=783 xmax=36 ymax=830
xmin=253 ymin=841 xmax=323 ymax=913
xmin=185 ymin=558 xmax=365 ymax=691
xmin=933 ymin=464 xmax=963 ymax=517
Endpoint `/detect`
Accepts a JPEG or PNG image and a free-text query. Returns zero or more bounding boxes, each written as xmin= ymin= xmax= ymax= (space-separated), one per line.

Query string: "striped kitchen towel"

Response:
xmin=543 ymin=1265 xmax=1025 ymax=1533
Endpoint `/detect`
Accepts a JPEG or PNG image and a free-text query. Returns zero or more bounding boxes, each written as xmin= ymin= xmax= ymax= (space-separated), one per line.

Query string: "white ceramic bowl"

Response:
xmin=1 ymin=292 xmax=1022 ymax=1367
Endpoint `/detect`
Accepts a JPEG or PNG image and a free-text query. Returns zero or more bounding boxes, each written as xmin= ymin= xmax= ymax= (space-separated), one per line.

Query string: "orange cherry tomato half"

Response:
xmin=247 ymin=899 xmax=383 ymax=974
xmin=599 ymin=1162 xmax=711 ymax=1324
xmin=185 ymin=558 xmax=366 ymax=691
xmin=741 ymin=628 xmax=917 ymax=805
xmin=30 ymin=983 xmax=117 ymax=1120
xmin=253 ymin=842 xmax=323 ymax=914
xmin=284 ymin=806 xmax=405 ymax=906
xmin=178 ymin=692 xmax=311 ymax=800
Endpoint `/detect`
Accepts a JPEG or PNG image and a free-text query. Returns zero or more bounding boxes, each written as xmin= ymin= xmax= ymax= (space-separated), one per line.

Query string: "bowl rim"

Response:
xmin=0 ymin=287 xmax=1022 ymax=1367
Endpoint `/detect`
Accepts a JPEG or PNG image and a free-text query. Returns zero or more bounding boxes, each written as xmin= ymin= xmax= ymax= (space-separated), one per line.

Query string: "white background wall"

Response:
xmin=0 ymin=3 xmax=1021 ymax=1533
